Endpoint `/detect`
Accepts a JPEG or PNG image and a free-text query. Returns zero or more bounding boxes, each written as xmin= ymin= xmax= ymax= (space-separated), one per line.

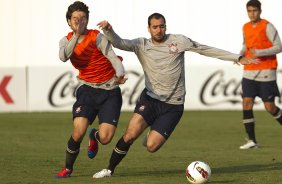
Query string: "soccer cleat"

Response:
xmin=93 ymin=169 xmax=112 ymax=179
xmin=239 ymin=139 xmax=258 ymax=149
xmin=88 ymin=128 xmax=99 ymax=159
xmin=55 ymin=167 xmax=72 ymax=178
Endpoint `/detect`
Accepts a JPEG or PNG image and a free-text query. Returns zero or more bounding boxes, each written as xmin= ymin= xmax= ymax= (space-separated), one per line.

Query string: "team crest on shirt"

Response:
xmin=138 ymin=105 xmax=145 ymax=112
xmin=169 ymin=42 xmax=178 ymax=54
xmin=75 ymin=106 xmax=82 ymax=113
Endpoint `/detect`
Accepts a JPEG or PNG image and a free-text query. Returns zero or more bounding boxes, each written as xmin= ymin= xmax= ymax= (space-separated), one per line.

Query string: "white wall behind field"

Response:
xmin=1 ymin=0 xmax=282 ymax=67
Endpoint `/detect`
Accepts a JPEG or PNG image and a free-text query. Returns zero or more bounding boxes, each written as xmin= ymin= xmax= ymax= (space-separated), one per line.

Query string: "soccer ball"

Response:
xmin=186 ymin=161 xmax=211 ymax=184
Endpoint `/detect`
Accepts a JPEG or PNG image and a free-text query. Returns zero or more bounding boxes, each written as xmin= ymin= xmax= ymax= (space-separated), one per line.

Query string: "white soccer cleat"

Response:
xmin=239 ymin=139 xmax=258 ymax=149
xmin=93 ymin=169 xmax=112 ymax=179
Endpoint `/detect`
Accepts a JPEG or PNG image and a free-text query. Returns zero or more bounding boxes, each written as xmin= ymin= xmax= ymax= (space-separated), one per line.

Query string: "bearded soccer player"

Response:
xmin=55 ymin=1 xmax=127 ymax=178
xmin=239 ymin=0 xmax=282 ymax=149
xmin=92 ymin=13 xmax=259 ymax=178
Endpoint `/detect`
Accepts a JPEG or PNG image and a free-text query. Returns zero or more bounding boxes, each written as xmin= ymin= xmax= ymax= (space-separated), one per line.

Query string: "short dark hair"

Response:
xmin=148 ymin=13 xmax=166 ymax=27
xmin=66 ymin=1 xmax=89 ymax=22
xmin=246 ymin=0 xmax=261 ymax=11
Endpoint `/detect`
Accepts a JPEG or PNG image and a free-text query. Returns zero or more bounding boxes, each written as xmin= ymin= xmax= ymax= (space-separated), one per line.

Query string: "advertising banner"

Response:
xmin=26 ymin=64 xmax=282 ymax=112
xmin=0 ymin=67 xmax=27 ymax=112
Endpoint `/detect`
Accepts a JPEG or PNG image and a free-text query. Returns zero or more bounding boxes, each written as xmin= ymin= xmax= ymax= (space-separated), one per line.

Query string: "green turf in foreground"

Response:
xmin=0 ymin=111 xmax=282 ymax=184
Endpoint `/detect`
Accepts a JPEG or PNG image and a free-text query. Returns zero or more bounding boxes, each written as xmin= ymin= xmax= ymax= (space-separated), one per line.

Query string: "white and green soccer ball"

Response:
xmin=186 ymin=161 xmax=211 ymax=184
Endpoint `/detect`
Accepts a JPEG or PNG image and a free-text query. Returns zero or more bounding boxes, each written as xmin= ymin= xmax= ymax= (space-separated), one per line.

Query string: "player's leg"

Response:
xmin=67 ymin=117 xmax=89 ymax=168
xmin=261 ymin=80 xmax=282 ymax=124
xmin=240 ymin=78 xmax=257 ymax=149
xmin=146 ymin=103 xmax=184 ymax=153
xmin=110 ymin=113 xmax=148 ymax=170
xmin=56 ymin=117 xmax=89 ymax=178
xmin=264 ymin=101 xmax=282 ymax=123
xmin=56 ymin=84 xmax=95 ymax=178
xmin=93 ymin=89 xmax=150 ymax=178
xmin=240 ymin=98 xmax=258 ymax=149
xmin=145 ymin=130 xmax=168 ymax=152
xmin=88 ymin=87 xmax=122 ymax=158
xmin=93 ymin=113 xmax=148 ymax=178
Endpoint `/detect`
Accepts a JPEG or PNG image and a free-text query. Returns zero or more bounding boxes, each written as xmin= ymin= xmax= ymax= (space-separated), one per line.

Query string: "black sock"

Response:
xmin=243 ymin=110 xmax=256 ymax=143
xmin=272 ymin=107 xmax=282 ymax=125
xmin=107 ymin=137 xmax=132 ymax=173
xmin=65 ymin=136 xmax=80 ymax=170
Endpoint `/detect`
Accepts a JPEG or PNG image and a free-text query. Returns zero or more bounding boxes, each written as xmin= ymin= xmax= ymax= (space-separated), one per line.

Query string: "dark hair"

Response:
xmin=148 ymin=13 xmax=166 ymax=27
xmin=66 ymin=1 xmax=89 ymax=22
xmin=246 ymin=0 xmax=261 ymax=11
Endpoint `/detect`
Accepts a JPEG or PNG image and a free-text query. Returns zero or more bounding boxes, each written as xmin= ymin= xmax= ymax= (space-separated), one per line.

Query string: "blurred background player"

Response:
xmin=56 ymin=1 xmax=127 ymax=178
xmin=93 ymin=13 xmax=259 ymax=178
xmin=239 ymin=0 xmax=282 ymax=149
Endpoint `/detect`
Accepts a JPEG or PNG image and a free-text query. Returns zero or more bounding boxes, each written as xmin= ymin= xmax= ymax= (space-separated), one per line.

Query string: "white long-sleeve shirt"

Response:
xmin=104 ymin=28 xmax=241 ymax=104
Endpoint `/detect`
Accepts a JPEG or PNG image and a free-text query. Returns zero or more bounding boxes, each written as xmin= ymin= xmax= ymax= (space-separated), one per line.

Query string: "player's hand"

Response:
xmin=97 ymin=20 xmax=112 ymax=31
xmin=76 ymin=17 xmax=87 ymax=36
xmin=249 ymin=48 xmax=257 ymax=57
xmin=114 ymin=75 xmax=128 ymax=85
xmin=239 ymin=57 xmax=260 ymax=65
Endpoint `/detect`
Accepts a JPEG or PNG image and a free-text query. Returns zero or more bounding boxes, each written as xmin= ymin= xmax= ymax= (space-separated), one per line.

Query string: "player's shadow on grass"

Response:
xmin=205 ymin=163 xmax=282 ymax=183
xmin=212 ymin=162 xmax=282 ymax=174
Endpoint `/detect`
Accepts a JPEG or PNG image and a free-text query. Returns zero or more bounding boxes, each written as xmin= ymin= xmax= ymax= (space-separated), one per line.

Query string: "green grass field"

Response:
xmin=1 ymin=111 xmax=282 ymax=184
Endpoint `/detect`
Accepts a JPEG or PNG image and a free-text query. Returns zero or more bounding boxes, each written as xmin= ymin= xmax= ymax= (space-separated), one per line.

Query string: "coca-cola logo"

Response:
xmin=48 ymin=71 xmax=80 ymax=107
xmin=200 ymin=69 xmax=282 ymax=106
xmin=120 ymin=70 xmax=145 ymax=105
xmin=48 ymin=69 xmax=282 ymax=108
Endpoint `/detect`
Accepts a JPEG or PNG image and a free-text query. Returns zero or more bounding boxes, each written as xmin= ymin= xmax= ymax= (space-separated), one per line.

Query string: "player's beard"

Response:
xmin=152 ymin=34 xmax=166 ymax=43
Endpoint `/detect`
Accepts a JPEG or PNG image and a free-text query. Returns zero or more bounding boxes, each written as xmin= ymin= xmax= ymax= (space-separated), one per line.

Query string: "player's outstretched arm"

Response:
xmin=97 ymin=20 xmax=112 ymax=31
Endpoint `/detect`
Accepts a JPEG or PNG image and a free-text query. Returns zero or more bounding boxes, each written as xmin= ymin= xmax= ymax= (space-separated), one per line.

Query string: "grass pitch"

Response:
xmin=0 ymin=111 xmax=282 ymax=184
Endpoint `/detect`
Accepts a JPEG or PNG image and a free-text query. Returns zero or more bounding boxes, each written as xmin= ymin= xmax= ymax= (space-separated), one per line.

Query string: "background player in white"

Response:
xmin=93 ymin=13 xmax=259 ymax=178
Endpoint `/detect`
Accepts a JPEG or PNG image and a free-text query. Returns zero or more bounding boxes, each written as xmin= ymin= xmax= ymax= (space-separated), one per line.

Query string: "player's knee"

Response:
xmin=243 ymin=102 xmax=253 ymax=109
xmin=98 ymin=133 xmax=113 ymax=145
xmin=146 ymin=142 xmax=159 ymax=153
xmin=123 ymin=133 xmax=136 ymax=144
xmin=72 ymin=133 xmax=84 ymax=142
xmin=264 ymin=104 xmax=277 ymax=114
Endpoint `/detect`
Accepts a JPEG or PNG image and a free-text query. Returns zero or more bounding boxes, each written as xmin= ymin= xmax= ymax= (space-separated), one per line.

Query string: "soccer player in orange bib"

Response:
xmin=239 ymin=0 xmax=282 ymax=149
xmin=55 ymin=1 xmax=127 ymax=178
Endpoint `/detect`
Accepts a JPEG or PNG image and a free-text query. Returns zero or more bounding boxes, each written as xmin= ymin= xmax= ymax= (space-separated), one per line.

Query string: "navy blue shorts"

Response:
xmin=242 ymin=78 xmax=280 ymax=102
xmin=134 ymin=89 xmax=184 ymax=139
xmin=72 ymin=84 xmax=122 ymax=126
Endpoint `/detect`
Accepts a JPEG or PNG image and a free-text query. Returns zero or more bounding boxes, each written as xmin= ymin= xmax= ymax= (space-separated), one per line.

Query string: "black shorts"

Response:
xmin=134 ymin=89 xmax=184 ymax=139
xmin=242 ymin=78 xmax=280 ymax=102
xmin=72 ymin=84 xmax=122 ymax=126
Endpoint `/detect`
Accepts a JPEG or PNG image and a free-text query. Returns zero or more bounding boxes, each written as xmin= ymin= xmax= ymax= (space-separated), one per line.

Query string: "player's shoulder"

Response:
xmin=138 ymin=37 xmax=150 ymax=44
xmin=167 ymin=34 xmax=190 ymax=42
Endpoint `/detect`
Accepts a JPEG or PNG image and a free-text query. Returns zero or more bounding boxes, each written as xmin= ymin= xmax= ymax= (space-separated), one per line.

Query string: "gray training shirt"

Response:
xmin=104 ymin=29 xmax=241 ymax=105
